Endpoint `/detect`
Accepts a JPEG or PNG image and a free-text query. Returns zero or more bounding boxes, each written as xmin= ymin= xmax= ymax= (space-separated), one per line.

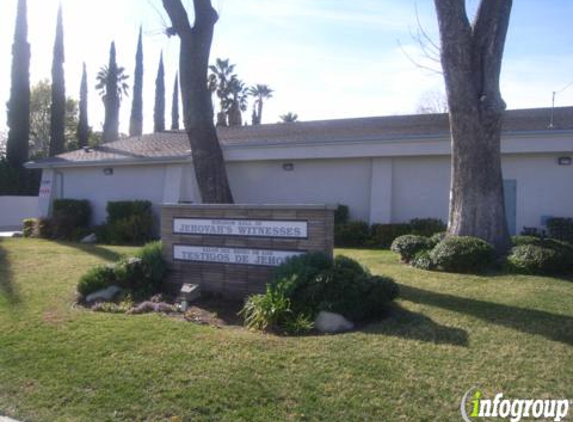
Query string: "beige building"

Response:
xmin=27 ymin=106 xmax=573 ymax=235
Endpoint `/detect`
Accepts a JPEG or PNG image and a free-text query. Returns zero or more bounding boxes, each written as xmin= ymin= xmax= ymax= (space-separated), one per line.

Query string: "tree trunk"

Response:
xmin=434 ymin=0 xmax=512 ymax=254
xmin=162 ymin=0 xmax=233 ymax=203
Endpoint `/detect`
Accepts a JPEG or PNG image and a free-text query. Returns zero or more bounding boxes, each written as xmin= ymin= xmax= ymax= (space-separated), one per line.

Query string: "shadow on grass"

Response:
xmin=0 ymin=238 xmax=21 ymax=305
xmin=362 ymin=303 xmax=469 ymax=347
xmin=400 ymin=285 xmax=573 ymax=346
xmin=55 ymin=241 xmax=124 ymax=263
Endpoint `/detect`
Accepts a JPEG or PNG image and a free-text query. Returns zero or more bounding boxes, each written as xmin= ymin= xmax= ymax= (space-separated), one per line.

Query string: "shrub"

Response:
xmin=390 ymin=235 xmax=431 ymax=262
xmin=521 ymin=227 xmax=545 ymax=238
xmin=104 ymin=200 xmax=155 ymax=245
xmin=77 ymin=265 xmax=115 ymax=297
xmin=22 ymin=218 xmax=37 ymax=238
xmin=411 ymin=250 xmax=435 ymax=271
xmin=51 ymin=199 xmax=91 ymax=240
xmin=507 ymin=242 xmax=573 ymax=275
xmin=368 ymin=223 xmax=411 ymax=249
xmin=546 ymin=217 xmax=573 ymax=244
xmin=409 ymin=218 xmax=447 ymax=237
xmin=430 ymin=236 xmax=495 ymax=273
xmin=334 ymin=221 xmax=370 ymax=248
xmin=243 ymin=253 xmax=399 ymax=333
xmin=428 ymin=232 xmax=447 ymax=248
xmin=512 ymin=236 xmax=543 ymax=247
xmin=334 ymin=204 xmax=349 ymax=225
xmin=37 ymin=218 xmax=53 ymax=239
xmin=77 ymin=242 xmax=167 ymax=300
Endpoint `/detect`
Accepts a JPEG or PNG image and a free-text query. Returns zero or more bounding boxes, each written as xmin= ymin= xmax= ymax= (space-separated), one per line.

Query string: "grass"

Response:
xmin=0 ymin=238 xmax=571 ymax=422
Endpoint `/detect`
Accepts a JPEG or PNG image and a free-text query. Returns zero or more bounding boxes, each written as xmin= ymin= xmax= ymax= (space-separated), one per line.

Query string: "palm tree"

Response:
xmin=227 ymin=76 xmax=248 ymax=127
xmin=279 ymin=112 xmax=298 ymax=123
xmin=95 ymin=66 xmax=130 ymax=104
xmin=249 ymin=84 xmax=273 ymax=125
xmin=208 ymin=58 xmax=236 ymax=127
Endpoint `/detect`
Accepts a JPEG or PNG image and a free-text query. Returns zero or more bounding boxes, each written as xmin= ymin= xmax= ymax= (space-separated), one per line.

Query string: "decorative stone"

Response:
xmin=180 ymin=283 xmax=201 ymax=302
xmin=314 ymin=311 xmax=354 ymax=333
xmin=86 ymin=285 xmax=121 ymax=303
xmin=80 ymin=233 xmax=97 ymax=244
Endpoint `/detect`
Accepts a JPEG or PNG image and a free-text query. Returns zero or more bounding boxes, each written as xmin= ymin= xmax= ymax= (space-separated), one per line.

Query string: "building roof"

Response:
xmin=26 ymin=106 xmax=573 ymax=169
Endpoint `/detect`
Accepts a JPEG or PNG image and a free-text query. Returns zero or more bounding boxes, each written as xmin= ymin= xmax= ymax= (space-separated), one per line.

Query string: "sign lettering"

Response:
xmin=173 ymin=218 xmax=308 ymax=239
xmin=174 ymin=245 xmax=305 ymax=267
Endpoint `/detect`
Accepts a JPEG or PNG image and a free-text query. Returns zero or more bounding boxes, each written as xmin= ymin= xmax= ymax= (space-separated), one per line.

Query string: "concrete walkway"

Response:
xmin=0 ymin=232 xmax=21 ymax=238
xmin=1 ymin=417 xmax=23 ymax=422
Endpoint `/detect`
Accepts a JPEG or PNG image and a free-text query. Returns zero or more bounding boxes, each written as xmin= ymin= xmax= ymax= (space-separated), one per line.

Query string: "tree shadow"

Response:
xmin=360 ymin=303 xmax=469 ymax=347
xmin=400 ymin=285 xmax=573 ymax=346
xmin=54 ymin=241 xmax=124 ymax=263
xmin=0 ymin=239 xmax=21 ymax=306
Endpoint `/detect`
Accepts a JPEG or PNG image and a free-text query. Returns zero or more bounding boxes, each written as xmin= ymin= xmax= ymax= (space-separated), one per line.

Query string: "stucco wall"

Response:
xmin=59 ymin=165 xmax=167 ymax=225
xmin=227 ymin=158 xmax=372 ymax=222
xmin=41 ymin=150 xmax=573 ymax=235
xmin=0 ymin=196 xmax=38 ymax=230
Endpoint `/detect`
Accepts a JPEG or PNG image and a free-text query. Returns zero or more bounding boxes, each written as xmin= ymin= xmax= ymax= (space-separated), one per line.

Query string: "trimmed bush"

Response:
xmin=512 ymin=236 xmax=543 ymax=247
xmin=411 ymin=250 xmax=435 ymax=271
xmin=390 ymin=235 xmax=431 ymax=262
xmin=546 ymin=218 xmax=573 ymax=244
xmin=428 ymin=232 xmax=447 ymax=248
xmin=22 ymin=218 xmax=37 ymax=238
xmin=409 ymin=218 xmax=447 ymax=237
xmin=135 ymin=241 xmax=167 ymax=293
xmin=507 ymin=240 xmax=573 ymax=275
xmin=77 ymin=265 xmax=115 ymax=297
xmin=334 ymin=205 xmax=349 ymax=225
xmin=51 ymin=199 xmax=91 ymax=240
xmin=430 ymin=236 xmax=495 ymax=273
xmin=103 ymin=200 xmax=155 ymax=245
xmin=368 ymin=223 xmax=412 ymax=249
xmin=334 ymin=221 xmax=370 ymax=248
xmin=241 ymin=252 xmax=399 ymax=334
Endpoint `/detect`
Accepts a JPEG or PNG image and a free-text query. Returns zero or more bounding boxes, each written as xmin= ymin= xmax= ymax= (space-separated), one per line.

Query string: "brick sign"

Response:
xmin=162 ymin=204 xmax=335 ymax=298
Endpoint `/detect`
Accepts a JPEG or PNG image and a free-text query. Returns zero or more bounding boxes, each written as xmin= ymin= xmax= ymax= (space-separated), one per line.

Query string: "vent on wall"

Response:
xmin=103 ymin=168 xmax=114 ymax=176
xmin=557 ymin=157 xmax=572 ymax=166
xmin=282 ymin=163 xmax=294 ymax=171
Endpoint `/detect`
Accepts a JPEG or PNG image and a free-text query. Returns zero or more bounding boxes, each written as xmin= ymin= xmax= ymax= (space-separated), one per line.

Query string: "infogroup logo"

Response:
xmin=461 ymin=387 xmax=570 ymax=422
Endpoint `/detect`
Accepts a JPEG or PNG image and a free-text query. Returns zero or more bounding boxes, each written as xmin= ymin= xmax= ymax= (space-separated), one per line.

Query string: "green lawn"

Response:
xmin=0 ymin=239 xmax=571 ymax=422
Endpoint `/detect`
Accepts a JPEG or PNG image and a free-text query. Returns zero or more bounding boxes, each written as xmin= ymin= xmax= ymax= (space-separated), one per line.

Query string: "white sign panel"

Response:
xmin=173 ymin=218 xmax=308 ymax=239
xmin=174 ymin=245 xmax=305 ymax=267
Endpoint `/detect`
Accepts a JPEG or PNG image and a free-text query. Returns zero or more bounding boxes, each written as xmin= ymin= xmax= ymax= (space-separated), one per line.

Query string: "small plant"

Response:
xmin=390 ymin=235 xmax=431 ymax=262
xmin=22 ymin=218 xmax=37 ymax=238
xmin=103 ymin=200 xmax=155 ymax=245
xmin=512 ymin=236 xmax=543 ymax=247
xmin=51 ymin=199 xmax=91 ymax=240
xmin=430 ymin=236 xmax=495 ymax=273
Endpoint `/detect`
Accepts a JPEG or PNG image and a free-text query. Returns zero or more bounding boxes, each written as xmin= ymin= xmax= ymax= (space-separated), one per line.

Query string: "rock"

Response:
xmin=128 ymin=301 xmax=176 ymax=315
xmin=86 ymin=285 xmax=121 ymax=303
xmin=314 ymin=311 xmax=354 ymax=333
xmin=11 ymin=232 xmax=23 ymax=238
xmin=80 ymin=233 xmax=97 ymax=244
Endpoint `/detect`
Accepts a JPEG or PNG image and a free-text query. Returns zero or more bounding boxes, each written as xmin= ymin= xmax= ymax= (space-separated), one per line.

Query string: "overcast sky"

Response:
xmin=0 ymin=0 xmax=572 ymax=135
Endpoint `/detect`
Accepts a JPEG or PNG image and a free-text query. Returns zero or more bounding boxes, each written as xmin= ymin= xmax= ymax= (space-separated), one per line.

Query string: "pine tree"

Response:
xmin=102 ymin=42 xmax=120 ymax=143
xmin=6 ymin=0 xmax=30 ymax=167
xmin=154 ymin=52 xmax=165 ymax=133
xmin=129 ymin=26 xmax=144 ymax=137
xmin=49 ymin=5 xmax=66 ymax=156
xmin=171 ymin=73 xmax=180 ymax=130
xmin=77 ymin=63 xmax=89 ymax=148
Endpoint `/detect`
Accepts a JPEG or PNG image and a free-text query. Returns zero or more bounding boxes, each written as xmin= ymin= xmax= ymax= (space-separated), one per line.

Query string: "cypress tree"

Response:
xmin=129 ymin=26 xmax=143 ymax=137
xmin=171 ymin=73 xmax=180 ymax=130
xmin=102 ymin=42 xmax=120 ymax=142
xmin=49 ymin=5 xmax=66 ymax=156
xmin=77 ymin=63 xmax=89 ymax=148
xmin=154 ymin=52 xmax=165 ymax=133
xmin=6 ymin=0 xmax=30 ymax=167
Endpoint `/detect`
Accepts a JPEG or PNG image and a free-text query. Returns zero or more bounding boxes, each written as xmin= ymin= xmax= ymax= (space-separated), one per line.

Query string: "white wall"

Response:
xmin=227 ymin=158 xmax=372 ymax=221
xmin=0 ymin=196 xmax=38 ymax=230
xmin=42 ymin=150 xmax=573 ymax=234
xmin=60 ymin=165 xmax=167 ymax=225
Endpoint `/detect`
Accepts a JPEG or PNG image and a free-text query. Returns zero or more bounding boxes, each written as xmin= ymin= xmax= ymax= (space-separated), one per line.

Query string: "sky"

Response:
xmin=0 ymin=0 xmax=572 ymax=135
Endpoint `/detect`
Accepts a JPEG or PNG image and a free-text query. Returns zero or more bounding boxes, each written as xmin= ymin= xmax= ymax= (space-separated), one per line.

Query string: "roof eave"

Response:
xmin=24 ymin=155 xmax=192 ymax=170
